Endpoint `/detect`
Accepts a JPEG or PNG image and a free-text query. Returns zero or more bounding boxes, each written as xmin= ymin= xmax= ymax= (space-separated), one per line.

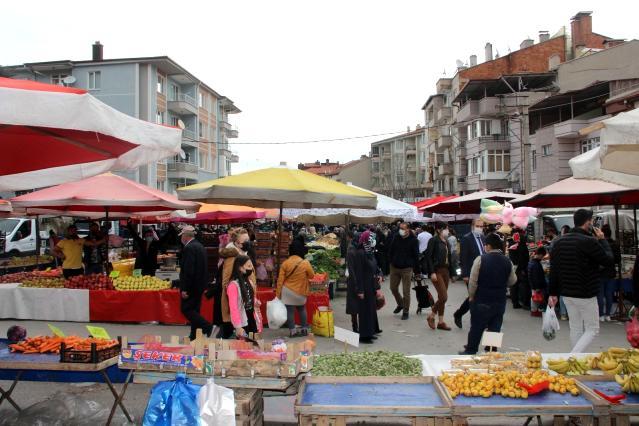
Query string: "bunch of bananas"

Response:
xmin=439 ymin=370 xmax=580 ymax=399
xmin=546 ymin=357 xmax=590 ymax=375
xmin=615 ymin=373 xmax=639 ymax=393
xmin=592 ymin=347 xmax=639 ymax=375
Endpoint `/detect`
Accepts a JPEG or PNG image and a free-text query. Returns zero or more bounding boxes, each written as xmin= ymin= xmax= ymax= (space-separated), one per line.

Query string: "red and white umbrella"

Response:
xmin=0 ymin=77 xmax=182 ymax=191
xmin=10 ymin=173 xmax=198 ymax=218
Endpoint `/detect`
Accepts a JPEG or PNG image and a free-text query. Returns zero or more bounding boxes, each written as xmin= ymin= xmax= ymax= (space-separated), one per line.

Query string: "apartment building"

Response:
xmin=370 ymin=127 xmax=428 ymax=202
xmin=1 ymin=42 xmax=240 ymax=194
xmin=529 ymin=40 xmax=639 ymax=190
xmin=420 ymin=11 xmax=617 ymax=196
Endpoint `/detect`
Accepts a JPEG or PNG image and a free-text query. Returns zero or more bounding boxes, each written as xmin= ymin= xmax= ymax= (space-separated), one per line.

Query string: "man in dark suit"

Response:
xmin=179 ymin=225 xmax=213 ymax=340
xmin=453 ymin=219 xmax=486 ymax=329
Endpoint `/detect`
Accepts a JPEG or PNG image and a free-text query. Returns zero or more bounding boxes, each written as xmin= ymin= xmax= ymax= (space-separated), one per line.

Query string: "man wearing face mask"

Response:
xmin=127 ymin=220 xmax=176 ymax=276
xmin=219 ymin=228 xmax=258 ymax=338
xmin=178 ymin=226 xmax=213 ymax=340
xmin=388 ymin=222 xmax=420 ymax=320
xmin=453 ymin=219 xmax=486 ymax=329
xmin=549 ymin=209 xmax=614 ymax=353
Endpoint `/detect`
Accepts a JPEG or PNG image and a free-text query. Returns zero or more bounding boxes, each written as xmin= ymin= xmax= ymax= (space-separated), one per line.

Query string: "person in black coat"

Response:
xmin=179 ymin=226 xmax=213 ymax=340
xmin=345 ymin=231 xmax=360 ymax=332
xmin=453 ymin=219 xmax=486 ymax=329
xmin=509 ymin=228 xmax=531 ymax=309
xmin=127 ymin=220 xmax=176 ymax=276
xmin=352 ymin=230 xmax=382 ymax=344
xmin=423 ymin=221 xmax=452 ymax=331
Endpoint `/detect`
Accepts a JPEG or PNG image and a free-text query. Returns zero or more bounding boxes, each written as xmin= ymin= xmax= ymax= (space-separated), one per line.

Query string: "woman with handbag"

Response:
xmin=424 ymin=221 xmax=453 ymax=331
xmin=276 ymin=244 xmax=315 ymax=337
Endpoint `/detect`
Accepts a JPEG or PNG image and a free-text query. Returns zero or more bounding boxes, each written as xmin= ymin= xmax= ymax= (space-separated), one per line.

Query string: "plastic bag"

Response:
xmin=626 ymin=311 xmax=639 ymax=348
xmin=143 ymin=373 xmax=202 ymax=426
xmin=266 ymin=297 xmax=287 ymax=329
xmin=542 ymin=306 xmax=560 ymax=341
xmin=197 ymin=378 xmax=236 ymax=426
xmin=312 ymin=306 xmax=334 ymax=337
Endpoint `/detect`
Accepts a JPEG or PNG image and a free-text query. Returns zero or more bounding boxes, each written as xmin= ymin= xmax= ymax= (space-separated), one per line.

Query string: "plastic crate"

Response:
xmin=60 ymin=341 xmax=121 ymax=364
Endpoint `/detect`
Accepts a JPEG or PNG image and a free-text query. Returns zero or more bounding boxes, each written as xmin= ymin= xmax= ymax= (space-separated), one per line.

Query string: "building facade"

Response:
xmin=298 ymin=156 xmax=373 ymax=190
xmin=370 ymin=127 xmax=429 ymax=202
xmin=1 ymin=42 xmax=240 ymax=194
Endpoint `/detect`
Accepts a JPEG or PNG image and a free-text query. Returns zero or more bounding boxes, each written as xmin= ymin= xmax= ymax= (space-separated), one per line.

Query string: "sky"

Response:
xmin=2 ymin=1 xmax=637 ymax=174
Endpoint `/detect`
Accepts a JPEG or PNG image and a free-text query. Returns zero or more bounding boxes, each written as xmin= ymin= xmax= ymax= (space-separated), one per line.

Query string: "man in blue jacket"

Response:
xmin=453 ymin=219 xmax=486 ymax=329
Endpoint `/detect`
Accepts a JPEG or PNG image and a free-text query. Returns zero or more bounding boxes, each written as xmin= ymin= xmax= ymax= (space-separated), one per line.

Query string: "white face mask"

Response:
xmin=398 ymin=229 xmax=407 ymax=237
xmin=473 ymin=227 xmax=484 ymax=236
xmin=441 ymin=229 xmax=450 ymax=238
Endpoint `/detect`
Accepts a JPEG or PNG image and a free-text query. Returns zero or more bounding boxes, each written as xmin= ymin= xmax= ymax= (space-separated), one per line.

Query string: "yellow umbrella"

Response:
xmin=176 ymin=167 xmax=377 ymax=209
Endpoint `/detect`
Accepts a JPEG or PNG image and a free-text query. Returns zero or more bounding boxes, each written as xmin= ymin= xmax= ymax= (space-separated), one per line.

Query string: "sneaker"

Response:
xmin=453 ymin=312 xmax=463 ymax=329
xmin=605 ymin=315 xmax=612 ymax=322
xmin=401 ymin=312 xmax=409 ymax=320
xmin=393 ymin=306 xmax=403 ymax=314
xmin=531 ymin=311 xmax=542 ymax=318
xmin=599 ymin=316 xmax=606 ymax=322
xmin=560 ymin=315 xmax=569 ymax=321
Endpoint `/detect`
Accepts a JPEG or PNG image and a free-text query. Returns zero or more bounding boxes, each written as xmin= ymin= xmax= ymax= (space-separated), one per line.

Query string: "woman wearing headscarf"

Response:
xmin=352 ymin=230 xmax=382 ymax=344
xmin=345 ymin=230 xmax=360 ymax=332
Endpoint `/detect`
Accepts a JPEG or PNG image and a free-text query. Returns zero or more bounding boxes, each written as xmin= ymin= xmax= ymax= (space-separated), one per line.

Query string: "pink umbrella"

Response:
xmin=10 ymin=173 xmax=198 ymax=218
xmin=0 ymin=77 xmax=182 ymax=191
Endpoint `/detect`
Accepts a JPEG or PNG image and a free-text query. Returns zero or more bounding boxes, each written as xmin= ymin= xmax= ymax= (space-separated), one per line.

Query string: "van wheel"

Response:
xmin=8 ymin=250 xmax=21 ymax=257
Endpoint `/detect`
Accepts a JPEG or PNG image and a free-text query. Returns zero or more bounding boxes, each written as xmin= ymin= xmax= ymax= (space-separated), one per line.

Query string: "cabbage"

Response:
xmin=7 ymin=325 xmax=26 ymax=343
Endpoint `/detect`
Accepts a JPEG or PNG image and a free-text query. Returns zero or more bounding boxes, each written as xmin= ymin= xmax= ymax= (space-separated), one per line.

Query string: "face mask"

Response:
xmin=243 ymin=269 xmax=253 ymax=277
xmin=145 ymin=236 xmax=154 ymax=243
xmin=473 ymin=227 xmax=484 ymax=236
xmin=370 ymin=237 xmax=377 ymax=248
xmin=241 ymin=241 xmax=251 ymax=252
xmin=441 ymin=229 xmax=450 ymax=238
xmin=399 ymin=229 xmax=407 ymax=237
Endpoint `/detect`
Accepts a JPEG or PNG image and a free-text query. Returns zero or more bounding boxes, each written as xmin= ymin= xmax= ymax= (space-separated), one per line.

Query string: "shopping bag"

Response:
xmin=375 ymin=289 xmax=386 ymax=310
xmin=143 ymin=373 xmax=202 ymax=426
xmin=542 ymin=306 xmax=560 ymax=341
xmin=197 ymin=378 xmax=236 ymax=426
xmin=266 ymin=297 xmax=287 ymax=329
xmin=312 ymin=306 xmax=334 ymax=337
xmin=413 ymin=284 xmax=434 ymax=309
xmin=532 ymin=290 xmax=544 ymax=304
xmin=626 ymin=310 xmax=639 ymax=348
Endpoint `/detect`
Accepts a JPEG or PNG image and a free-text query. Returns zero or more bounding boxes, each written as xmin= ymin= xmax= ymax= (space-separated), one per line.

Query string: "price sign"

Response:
xmin=109 ymin=270 xmax=120 ymax=278
xmin=86 ymin=325 xmax=111 ymax=340
xmin=334 ymin=326 xmax=359 ymax=349
xmin=48 ymin=324 xmax=65 ymax=337
xmin=132 ymin=269 xmax=142 ymax=277
xmin=481 ymin=331 xmax=504 ymax=350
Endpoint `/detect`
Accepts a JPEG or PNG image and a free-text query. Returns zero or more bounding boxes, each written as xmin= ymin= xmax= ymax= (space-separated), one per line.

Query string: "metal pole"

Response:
xmin=634 ymin=205 xmax=638 ymax=252
xmin=35 ymin=215 xmax=40 ymax=269
xmin=275 ymin=201 xmax=284 ymax=287
xmin=105 ymin=207 xmax=110 ymax=273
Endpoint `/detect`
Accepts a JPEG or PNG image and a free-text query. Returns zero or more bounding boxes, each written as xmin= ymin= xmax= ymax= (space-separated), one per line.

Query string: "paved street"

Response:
xmin=0 ymin=278 xmax=632 ymax=425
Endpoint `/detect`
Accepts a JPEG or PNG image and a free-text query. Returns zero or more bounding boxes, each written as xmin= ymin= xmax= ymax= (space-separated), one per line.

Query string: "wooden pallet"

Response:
xmin=295 ymin=376 xmax=455 ymax=426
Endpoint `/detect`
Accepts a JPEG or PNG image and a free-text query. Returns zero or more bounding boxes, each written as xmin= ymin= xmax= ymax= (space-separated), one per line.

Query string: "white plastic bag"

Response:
xmin=267 ymin=297 xmax=287 ymax=329
xmin=197 ymin=378 xmax=236 ymax=426
xmin=542 ymin=305 xmax=560 ymax=341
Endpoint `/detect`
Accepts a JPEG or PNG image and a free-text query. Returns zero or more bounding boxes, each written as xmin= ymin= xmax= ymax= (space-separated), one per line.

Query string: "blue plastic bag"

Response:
xmin=143 ymin=373 xmax=202 ymax=426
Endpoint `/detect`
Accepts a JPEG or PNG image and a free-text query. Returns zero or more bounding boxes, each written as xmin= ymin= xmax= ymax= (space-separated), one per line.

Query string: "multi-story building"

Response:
xmin=529 ymin=39 xmax=639 ymax=190
xmin=419 ymin=11 xmax=617 ymax=196
xmin=1 ymin=42 xmax=240 ymax=194
xmin=370 ymin=127 xmax=428 ymax=202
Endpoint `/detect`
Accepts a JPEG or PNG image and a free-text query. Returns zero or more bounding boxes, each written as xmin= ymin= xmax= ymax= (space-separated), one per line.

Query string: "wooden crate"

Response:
xmin=235 ymin=388 xmax=264 ymax=426
xmin=295 ymin=376 xmax=454 ymax=426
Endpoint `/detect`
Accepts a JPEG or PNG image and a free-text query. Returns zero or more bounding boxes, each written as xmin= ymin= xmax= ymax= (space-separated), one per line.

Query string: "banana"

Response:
xmin=616 ymin=374 xmax=626 ymax=385
xmin=599 ymin=359 xmax=620 ymax=372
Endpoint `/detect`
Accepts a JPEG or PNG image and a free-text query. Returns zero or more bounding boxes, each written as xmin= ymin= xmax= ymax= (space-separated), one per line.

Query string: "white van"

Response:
xmin=0 ymin=218 xmax=38 ymax=255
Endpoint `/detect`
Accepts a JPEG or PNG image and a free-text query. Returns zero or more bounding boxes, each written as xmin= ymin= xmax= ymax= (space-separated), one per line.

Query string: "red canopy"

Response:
xmin=511 ymin=177 xmax=639 ymax=208
xmin=412 ymin=195 xmax=458 ymax=211
xmin=10 ymin=173 xmax=198 ymax=217
xmin=0 ymin=77 xmax=182 ymax=191
xmin=173 ymin=203 xmax=267 ymax=224
xmin=426 ymin=191 xmax=519 ymax=214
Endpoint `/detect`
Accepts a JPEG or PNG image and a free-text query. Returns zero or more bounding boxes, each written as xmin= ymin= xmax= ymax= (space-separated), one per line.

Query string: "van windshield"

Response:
xmin=0 ymin=219 xmax=19 ymax=235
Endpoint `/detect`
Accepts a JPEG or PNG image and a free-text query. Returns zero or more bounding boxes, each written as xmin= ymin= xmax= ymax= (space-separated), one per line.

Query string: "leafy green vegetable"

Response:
xmin=307 ymin=249 xmax=343 ymax=280
xmin=312 ymin=351 xmax=423 ymax=377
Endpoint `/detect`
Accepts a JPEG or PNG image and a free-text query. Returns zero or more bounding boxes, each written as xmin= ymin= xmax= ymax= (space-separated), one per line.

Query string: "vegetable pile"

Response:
xmin=307 ymin=248 xmax=342 ymax=280
xmin=9 ymin=335 xmax=118 ymax=354
xmin=313 ymin=351 xmax=423 ymax=376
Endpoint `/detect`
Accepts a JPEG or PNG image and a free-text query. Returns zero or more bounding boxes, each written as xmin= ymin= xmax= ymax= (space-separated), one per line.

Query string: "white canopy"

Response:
xmin=570 ymin=108 xmax=639 ymax=188
xmin=284 ymin=184 xmax=418 ymax=225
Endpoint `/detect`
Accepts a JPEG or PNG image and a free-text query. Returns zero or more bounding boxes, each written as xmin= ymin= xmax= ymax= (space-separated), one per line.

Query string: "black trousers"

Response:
xmin=180 ymin=290 xmax=212 ymax=340
xmin=466 ymin=301 xmax=506 ymax=354
xmin=455 ymin=281 xmax=470 ymax=317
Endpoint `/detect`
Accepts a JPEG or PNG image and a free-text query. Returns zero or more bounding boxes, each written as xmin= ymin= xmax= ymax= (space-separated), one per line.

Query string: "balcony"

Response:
xmin=167 ymin=94 xmax=198 ymax=116
xmin=219 ymin=121 xmax=232 ymax=132
xmin=231 ymin=154 xmax=240 ymax=163
xmin=436 ymin=106 xmax=452 ymax=124
xmin=182 ymin=128 xmax=197 ymax=141
xmin=406 ymin=163 xmax=416 ymax=172
xmin=406 ymin=146 xmax=417 ymax=155
xmin=457 ymin=100 xmax=479 ymax=122
xmin=167 ymin=161 xmax=198 ymax=180
xmin=428 ymin=128 xmax=439 ymax=142
xmin=381 ymin=151 xmax=391 ymax=159
xmin=228 ymin=128 xmax=239 ymax=138
xmin=553 ymin=119 xmax=591 ymax=138
xmin=479 ymin=97 xmax=500 ymax=116
xmin=438 ymin=164 xmax=454 ymax=175
xmin=437 ymin=135 xmax=452 ymax=151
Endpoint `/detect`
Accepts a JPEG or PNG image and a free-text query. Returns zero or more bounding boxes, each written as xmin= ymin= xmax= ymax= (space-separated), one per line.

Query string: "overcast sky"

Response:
xmin=2 ymin=1 xmax=637 ymax=174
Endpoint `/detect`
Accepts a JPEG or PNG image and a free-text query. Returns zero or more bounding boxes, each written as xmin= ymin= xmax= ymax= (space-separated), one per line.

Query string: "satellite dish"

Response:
xmin=177 ymin=119 xmax=186 ymax=130
xmin=178 ymin=150 xmax=186 ymax=160
xmin=62 ymin=76 xmax=76 ymax=85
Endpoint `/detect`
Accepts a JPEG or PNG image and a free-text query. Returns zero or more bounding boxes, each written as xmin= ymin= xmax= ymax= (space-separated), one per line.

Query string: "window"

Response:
xmin=198 ymin=120 xmax=204 ymax=139
xmin=467 ymin=159 xmax=472 ymax=177
xmin=542 ymin=144 xmax=552 ymax=156
xmin=51 ymin=74 xmax=68 ymax=85
xmin=157 ymin=75 xmax=165 ymax=94
xmin=531 ymin=150 xmax=537 ymax=172
xmin=156 ymin=180 xmax=165 ymax=192
xmin=580 ymin=136 xmax=600 ymax=154
xmin=88 ymin=71 xmax=101 ymax=90
xmin=479 ymin=120 xmax=491 ymax=137
xmin=169 ymin=84 xmax=179 ymax=101
xmin=486 ymin=150 xmax=511 ymax=172
xmin=13 ymin=220 xmax=31 ymax=241
xmin=156 ymin=110 xmax=164 ymax=125
xmin=198 ymin=92 xmax=204 ymax=108
xmin=170 ymin=116 xmax=179 ymax=127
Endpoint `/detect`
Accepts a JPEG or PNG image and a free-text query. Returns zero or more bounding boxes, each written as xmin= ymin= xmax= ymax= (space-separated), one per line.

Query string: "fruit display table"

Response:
xmin=0 ymin=283 xmax=90 ymax=322
xmin=89 ymin=289 xmax=213 ymax=324
xmin=256 ymin=287 xmax=330 ymax=327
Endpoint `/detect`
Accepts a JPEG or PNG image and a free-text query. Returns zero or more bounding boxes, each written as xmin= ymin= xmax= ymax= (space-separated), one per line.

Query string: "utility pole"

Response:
xmin=521 ymin=103 xmax=532 ymax=194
